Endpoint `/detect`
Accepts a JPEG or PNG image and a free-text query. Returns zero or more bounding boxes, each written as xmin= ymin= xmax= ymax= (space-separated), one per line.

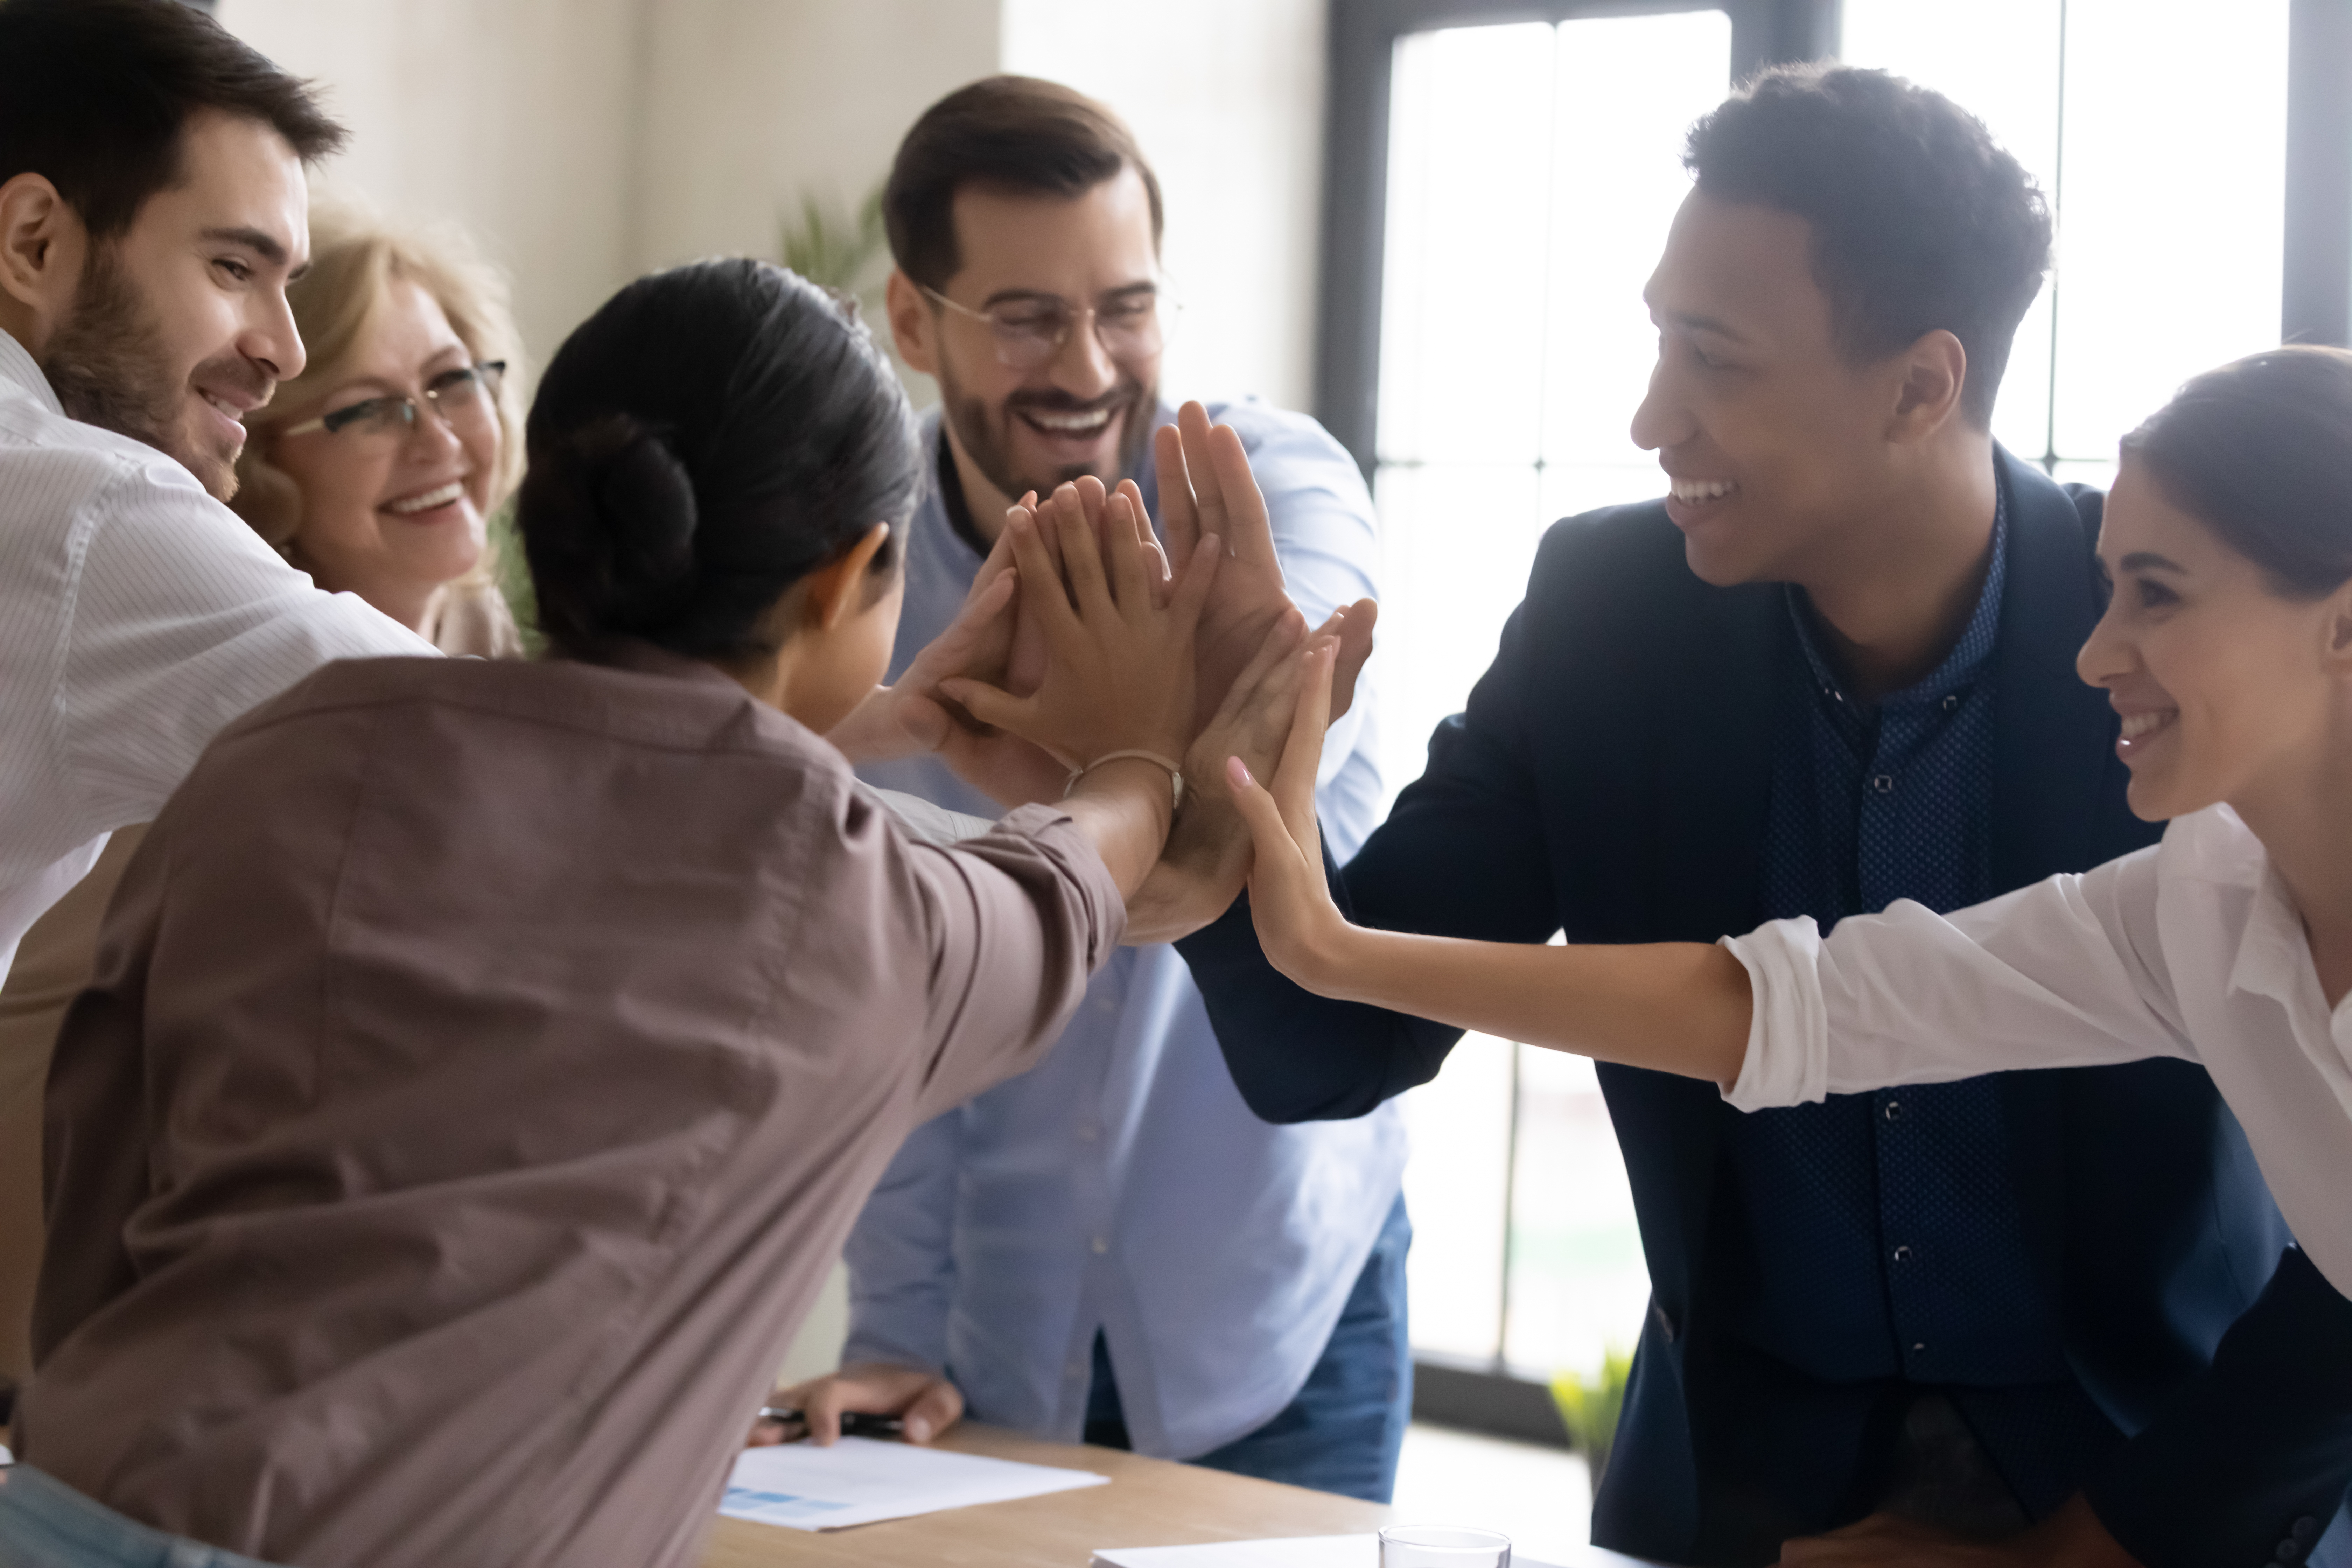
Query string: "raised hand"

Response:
xmin=1121 ymin=603 xmax=1360 ymax=945
xmin=1225 ymin=636 xmax=1354 ymax=987
xmin=940 ymin=482 xmax=1218 ymax=775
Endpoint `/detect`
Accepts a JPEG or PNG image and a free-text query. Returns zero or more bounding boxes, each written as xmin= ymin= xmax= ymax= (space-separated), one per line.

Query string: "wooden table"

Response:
xmin=700 ymin=1424 xmax=1654 ymax=1568
xmin=700 ymin=1424 xmax=1388 ymax=1567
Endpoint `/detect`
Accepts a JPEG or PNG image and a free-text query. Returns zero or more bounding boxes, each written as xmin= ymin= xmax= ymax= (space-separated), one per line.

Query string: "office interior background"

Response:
xmin=201 ymin=0 xmax=2352 ymax=1539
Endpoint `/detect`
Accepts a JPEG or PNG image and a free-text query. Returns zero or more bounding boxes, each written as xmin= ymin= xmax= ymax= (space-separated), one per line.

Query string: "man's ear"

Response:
xmin=886 ymin=271 xmax=938 ymax=378
xmin=0 ymin=174 xmax=89 ymax=348
xmin=802 ymin=523 xmax=895 ymax=632
xmin=1886 ymin=328 xmax=1969 ymax=445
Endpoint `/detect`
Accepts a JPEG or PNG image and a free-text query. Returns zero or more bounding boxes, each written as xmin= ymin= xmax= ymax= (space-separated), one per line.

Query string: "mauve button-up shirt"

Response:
xmin=21 ymin=648 xmax=1124 ymax=1568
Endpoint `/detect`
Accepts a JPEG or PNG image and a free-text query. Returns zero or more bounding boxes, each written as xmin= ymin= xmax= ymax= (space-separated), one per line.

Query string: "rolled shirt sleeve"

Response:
xmin=1720 ymin=845 xmax=2194 ymax=1111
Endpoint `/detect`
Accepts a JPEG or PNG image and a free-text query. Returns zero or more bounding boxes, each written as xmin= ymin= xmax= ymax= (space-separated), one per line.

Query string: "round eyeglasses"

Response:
xmin=279 ymin=360 xmax=507 ymax=444
xmin=921 ymin=286 xmax=1169 ymax=371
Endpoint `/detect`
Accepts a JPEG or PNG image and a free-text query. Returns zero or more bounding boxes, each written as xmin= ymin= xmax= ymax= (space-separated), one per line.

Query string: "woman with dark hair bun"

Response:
xmin=9 ymin=258 xmax=1325 ymax=1568
xmin=1228 ymin=348 xmax=2352 ymax=1545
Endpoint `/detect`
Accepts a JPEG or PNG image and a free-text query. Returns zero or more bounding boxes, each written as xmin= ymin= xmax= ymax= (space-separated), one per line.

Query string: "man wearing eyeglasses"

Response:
xmin=773 ymin=76 xmax=1408 ymax=1501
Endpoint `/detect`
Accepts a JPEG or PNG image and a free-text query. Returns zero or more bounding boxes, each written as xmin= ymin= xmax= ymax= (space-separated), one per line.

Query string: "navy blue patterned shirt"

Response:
xmin=1720 ymin=480 xmax=2118 ymax=1512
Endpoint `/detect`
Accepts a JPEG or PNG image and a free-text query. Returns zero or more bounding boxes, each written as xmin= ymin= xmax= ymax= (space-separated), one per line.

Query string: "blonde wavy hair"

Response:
xmin=232 ymin=200 xmax=526 ymax=565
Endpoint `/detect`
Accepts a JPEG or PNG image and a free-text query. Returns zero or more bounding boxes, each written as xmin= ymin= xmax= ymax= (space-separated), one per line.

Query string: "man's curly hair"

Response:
xmin=1685 ymin=64 xmax=2052 ymax=429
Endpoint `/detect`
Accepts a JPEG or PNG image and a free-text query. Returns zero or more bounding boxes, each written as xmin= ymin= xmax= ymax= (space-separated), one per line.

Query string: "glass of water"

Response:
xmin=1378 ymin=1525 xmax=1512 ymax=1567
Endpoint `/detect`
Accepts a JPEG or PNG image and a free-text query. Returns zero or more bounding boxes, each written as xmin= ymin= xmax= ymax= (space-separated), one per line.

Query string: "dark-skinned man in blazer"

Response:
xmin=1166 ymin=65 xmax=2352 ymax=1568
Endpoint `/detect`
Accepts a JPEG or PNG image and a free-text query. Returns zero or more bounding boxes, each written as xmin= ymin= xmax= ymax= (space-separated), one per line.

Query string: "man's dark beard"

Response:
xmin=41 ymin=247 xmax=253 ymax=501
xmin=940 ymin=363 xmax=1156 ymax=505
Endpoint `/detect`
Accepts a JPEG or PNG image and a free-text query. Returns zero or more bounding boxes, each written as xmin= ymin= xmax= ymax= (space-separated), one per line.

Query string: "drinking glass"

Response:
xmin=1378 ymin=1524 xmax=1512 ymax=1567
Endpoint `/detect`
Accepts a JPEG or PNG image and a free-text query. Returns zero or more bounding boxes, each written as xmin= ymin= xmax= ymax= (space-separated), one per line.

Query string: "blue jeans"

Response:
xmin=0 ymin=1466 xmax=282 ymax=1568
xmin=1084 ymin=1193 xmax=1413 ymax=1503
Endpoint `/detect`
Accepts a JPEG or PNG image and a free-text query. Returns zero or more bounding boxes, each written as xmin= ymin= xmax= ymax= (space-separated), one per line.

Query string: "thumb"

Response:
xmin=894 ymin=693 xmax=952 ymax=753
xmin=902 ymin=1380 xmax=964 ymax=1445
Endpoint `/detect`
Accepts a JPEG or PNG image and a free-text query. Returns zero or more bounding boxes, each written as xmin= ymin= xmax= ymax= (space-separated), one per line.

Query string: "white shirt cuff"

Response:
xmin=1718 ymin=916 xmax=1828 ymax=1111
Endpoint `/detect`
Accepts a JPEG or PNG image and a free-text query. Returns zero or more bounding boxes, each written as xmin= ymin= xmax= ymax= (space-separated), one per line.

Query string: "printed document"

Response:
xmin=719 ymin=1435 xmax=1107 ymax=1531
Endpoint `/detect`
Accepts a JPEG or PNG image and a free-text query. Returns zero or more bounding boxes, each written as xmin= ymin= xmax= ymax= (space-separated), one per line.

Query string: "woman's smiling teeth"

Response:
xmin=385 ymin=480 xmax=466 ymax=516
xmin=2118 ymin=708 xmax=2179 ymax=743
xmin=1671 ymin=477 xmax=1737 ymax=504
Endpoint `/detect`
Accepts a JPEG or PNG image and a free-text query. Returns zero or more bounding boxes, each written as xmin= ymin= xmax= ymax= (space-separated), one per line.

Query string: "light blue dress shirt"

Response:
xmin=849 ymin=399 xmax=1406 ymax=1460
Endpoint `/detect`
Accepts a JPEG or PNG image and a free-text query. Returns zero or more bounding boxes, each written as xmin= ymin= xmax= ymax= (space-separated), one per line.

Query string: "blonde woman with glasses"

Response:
xmin=231 ymin=200 xmax=525 ymax=656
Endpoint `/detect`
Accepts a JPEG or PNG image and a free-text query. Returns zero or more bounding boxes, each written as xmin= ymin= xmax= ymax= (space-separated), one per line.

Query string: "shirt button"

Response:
xmin=1942 ymin=694 xmax=1960 ymax=712
xmin=2276 ymin=1540 xmax=2304 ymax=1562
xmin=1910 ymin=1340 xmax=1928 ymax=1354
xmin=1090 ymin=1235 xmax=1109 ymax=1255
xmin=1884 ymin=1100 xmax=1904 ymax=1122
xmin=1892 ymin=1244 xmax=1913 ymax=1263
xmin=1870 ymin=773 xmax=1896 ymax=794
xmin=1077 ymin=1124 xmax=1100 ymax=1142
xmin=2294 ymin=1518 xmax=2321 ymax=1542
xmin=1067 ymin=1360 xmax=1086 ymax=1379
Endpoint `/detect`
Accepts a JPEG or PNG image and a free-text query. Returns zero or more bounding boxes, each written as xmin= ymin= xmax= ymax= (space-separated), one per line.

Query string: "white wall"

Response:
xmin=217 ymin=0 xmax=1329 ymax=409
xmin=1002 ymin=0 xmax=1329 ymax=412
xmin=632 ymin=0 xmax=999 ymax=272
xmin=215 ymin=0 xmax=646 ymax=376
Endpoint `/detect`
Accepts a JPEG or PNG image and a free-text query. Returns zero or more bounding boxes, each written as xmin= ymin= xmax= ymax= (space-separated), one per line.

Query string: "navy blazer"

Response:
xmin=1181 ymin=450 xmax=2352 ymax=1564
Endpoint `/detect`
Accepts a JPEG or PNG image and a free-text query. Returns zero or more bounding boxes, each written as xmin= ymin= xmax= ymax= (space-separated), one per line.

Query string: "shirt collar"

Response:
xmin=1786 ymin=464 xmax=2012 ymax=711
xmin=0 ymin=329 xmax=65 ymax=416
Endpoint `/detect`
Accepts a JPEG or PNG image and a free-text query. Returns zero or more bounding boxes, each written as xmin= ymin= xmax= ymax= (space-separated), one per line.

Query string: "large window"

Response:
xmin=1842 ymin=0 xmax=2292 ymax=489
xmin=1333 ymin=0 xmax=2346 ymax=1402
xmin=1376 ymin=9 xmax=1734 ymax=1378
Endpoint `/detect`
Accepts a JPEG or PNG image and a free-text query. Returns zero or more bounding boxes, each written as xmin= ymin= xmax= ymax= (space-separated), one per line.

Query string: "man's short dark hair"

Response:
xmin=0 ymin=0 xmax=345 ymax=241
xmin=883 ymin=75 xmax=1162 ymax=292
xmin=1684 ymin=64 xmax=2051 ymax=428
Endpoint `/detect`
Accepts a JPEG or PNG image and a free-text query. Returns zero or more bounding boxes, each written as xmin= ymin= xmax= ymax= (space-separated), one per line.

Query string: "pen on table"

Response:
xmin=756 ymin=1405 xmax=906 ymax=1442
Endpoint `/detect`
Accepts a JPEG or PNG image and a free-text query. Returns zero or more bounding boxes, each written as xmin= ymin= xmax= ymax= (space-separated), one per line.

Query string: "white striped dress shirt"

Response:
xmin=0 ymin=331 xmax=432 ymax=983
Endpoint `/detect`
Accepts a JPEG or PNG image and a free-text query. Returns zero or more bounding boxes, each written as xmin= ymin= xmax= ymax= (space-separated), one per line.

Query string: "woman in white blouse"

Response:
xmin=1228 ymin=345 xmax=2352 ymax=1310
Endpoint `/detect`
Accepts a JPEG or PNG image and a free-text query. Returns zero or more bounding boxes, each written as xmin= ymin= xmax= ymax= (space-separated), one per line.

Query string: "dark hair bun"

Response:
xmin=518 ymin=258 xmax=917 ymax=662
xmin=518 ymin=415 xmax=701 ymax=643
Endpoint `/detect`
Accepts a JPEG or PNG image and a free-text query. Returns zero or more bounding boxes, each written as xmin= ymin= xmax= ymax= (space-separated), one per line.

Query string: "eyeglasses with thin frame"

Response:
xmin=920 ymin=285 xmax=1171 ymax=371
xmin=278 ymin=360 xmax=507 ymax=444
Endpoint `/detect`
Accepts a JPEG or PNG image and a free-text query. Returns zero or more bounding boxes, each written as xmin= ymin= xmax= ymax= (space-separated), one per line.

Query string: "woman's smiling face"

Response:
xmin=2077 ymin=459 xmax=2352 ymax=822
xmin=265 ymin=278 xmax=497 ymax=627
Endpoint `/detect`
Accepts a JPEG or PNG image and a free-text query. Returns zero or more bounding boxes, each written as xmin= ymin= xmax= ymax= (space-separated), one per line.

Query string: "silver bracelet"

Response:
xmin=1065 ymin=748 xmax=1185 ymax=812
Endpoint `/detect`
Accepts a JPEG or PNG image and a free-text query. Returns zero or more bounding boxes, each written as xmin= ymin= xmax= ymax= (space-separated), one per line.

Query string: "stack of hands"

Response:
xmin=827 ymin=400 xmax=1376 ymax=946
xmin=755 ymin=402 xmax=1372 ymax=1456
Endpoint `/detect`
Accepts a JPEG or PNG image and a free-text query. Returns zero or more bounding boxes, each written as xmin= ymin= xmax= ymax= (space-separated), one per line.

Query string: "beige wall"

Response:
xmin=631 ymin=1 xmax=1000 ymax=271
xmin=1003 ymin=0 xmax=1330 ymax=413
xmin=215 ymin=0 xmax=646 ymax=377
xmin=217 ymin=0 xmax=1328 ymax=413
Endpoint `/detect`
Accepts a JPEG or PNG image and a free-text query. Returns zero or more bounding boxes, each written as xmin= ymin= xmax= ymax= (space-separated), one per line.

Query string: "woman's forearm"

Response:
xmin=1058 ymin=757 xmax=1180 ymax=899
xmin=1296 ymin=926 xmax=1754 ymax=1087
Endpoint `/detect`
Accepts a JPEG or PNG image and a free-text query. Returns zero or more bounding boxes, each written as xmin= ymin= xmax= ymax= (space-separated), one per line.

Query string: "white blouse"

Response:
xmin=1724 ymin=802 xmax=2352 ymax=1300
